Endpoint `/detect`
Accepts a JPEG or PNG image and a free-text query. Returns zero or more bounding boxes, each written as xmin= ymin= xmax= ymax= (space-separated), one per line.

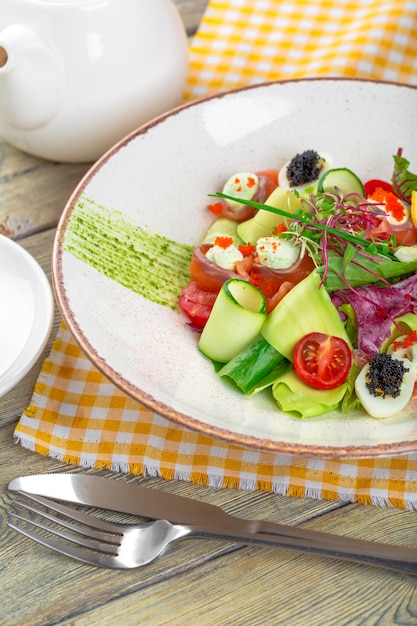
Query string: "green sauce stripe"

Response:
xmin=63 ymin=195 xmax=193 ymax=309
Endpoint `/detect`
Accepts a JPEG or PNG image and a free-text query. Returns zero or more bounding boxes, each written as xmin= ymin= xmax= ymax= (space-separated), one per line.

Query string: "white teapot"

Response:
xmin=0 ymin=0 xmax=189 ymax=162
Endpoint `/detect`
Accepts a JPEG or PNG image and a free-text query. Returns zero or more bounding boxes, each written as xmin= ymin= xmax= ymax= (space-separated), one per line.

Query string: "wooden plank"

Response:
xmin=176 ymin=0 xmax=209 ymax=34
xmin=0 ymin=141 xmax=91 ymax=239
xmin=54 ymin=504 xmax=417 ymax=626
xmin=2 ymin=444 xmax=346 ymax=626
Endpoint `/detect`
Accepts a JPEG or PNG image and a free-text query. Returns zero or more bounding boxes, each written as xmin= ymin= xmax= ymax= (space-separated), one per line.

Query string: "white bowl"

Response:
xmin=0 ymin=235 xmax=54 ymax=397
xmin=53 ymin=78 xmax=417 ymax=458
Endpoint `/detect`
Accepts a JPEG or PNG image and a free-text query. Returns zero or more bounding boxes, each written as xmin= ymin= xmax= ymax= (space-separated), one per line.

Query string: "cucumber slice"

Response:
xmin=261 ymin=269 xmax=350 ymax=360
xmin=317 ymin=168 xmax=365 ymax=197
xmin=203 ymin=218 xmax=244 ymax=246
xmin=237 ymin=188 xmax=302 ymax=243
xmin=199 ymin=279 xmax=267 ymax=363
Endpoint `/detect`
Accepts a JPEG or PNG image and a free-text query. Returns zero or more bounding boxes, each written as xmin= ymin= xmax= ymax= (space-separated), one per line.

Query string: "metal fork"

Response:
xmin=8 ymin=492 xmax=417 ymax=574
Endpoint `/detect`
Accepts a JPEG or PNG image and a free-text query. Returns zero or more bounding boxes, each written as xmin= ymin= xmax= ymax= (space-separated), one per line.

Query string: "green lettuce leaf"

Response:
xmin=338 ymin=303 xmax=358 ymax=348
xmin=272 ymin=369 xmax=347 ymax=418
xmin=218 ymin=335 xmax=289 ymax=395
xmin=340 ymin=364 xmax=361 ymax=414
xmin=322 ymin=252 xmax=417 ymax=292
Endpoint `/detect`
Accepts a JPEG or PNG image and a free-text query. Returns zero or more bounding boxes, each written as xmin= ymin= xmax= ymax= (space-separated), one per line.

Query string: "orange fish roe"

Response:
xmin=238 ymin=242 xmax=256 ymax=256
xmin=369 ymin=187 xmax=406 ymax=223
xmin=257 ymin=238 xmax=282 ymax=263
xmin=249 ymin=273 xmax=261 ymax=287
xmin=214 ymin=236 xmax=233 ymax=249
xmin=393 ymin=329 xmax=417 ymax=352
xmin=268 ymin=240 xmax=280 ymax=252
xmin=207 ymin=202 xmax=224 ymax=216
xmin=272 ymin=224 xmax=287 ymax=234
xmin=232 ymin=175 xmax=257 ymax=192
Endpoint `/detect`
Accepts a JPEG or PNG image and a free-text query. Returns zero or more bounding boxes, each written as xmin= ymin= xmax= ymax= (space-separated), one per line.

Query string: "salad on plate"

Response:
xmin=179 ymin=148 xmax=417 ymax=420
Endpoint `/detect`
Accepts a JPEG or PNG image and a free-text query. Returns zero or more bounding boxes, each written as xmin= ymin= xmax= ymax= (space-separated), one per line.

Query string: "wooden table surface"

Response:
xmin=2 ymin=2 xmax=417 ymax=624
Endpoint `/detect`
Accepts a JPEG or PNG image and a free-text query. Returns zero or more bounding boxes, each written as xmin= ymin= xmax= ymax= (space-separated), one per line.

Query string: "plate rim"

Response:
xmin=52 ymin=76 xmax=417 ymax=458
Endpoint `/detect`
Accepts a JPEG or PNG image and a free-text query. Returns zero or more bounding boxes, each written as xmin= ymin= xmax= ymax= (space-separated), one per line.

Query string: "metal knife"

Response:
xmin=8 ymin=473 xmax=348 ymax=547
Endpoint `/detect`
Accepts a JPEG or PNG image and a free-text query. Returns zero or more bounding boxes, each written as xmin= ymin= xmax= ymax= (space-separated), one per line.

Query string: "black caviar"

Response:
xmin=286 ymin=149 xmax=325 ymax=187
xmin=365 ymin=353 xmax=409 ymax=399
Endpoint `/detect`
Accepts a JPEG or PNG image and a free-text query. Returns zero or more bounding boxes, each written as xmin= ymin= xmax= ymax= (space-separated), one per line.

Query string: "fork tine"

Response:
xmin=10 ymin=498 xmax=120 ymax=545
xmin=15 ymin=492 xmax=125 ymax=535
xmin=9 ymin=504 xmax=119 ymax=554
xmin=7 ymin=520 xmax=120 ymax=569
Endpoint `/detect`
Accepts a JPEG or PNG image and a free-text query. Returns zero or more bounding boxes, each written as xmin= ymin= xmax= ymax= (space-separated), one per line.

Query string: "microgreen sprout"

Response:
xmin=212 ymin=188 xmax=398 ymax=285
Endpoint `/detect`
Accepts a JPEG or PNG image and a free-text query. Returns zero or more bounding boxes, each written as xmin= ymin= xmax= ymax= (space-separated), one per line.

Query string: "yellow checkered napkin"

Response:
xmin=15 ymin=323 xmax=417 ymax=509
xmin=15 ymin=0 xmax=417 ymax=509
xmin=185 ymin=0 xmax=417 ymax=100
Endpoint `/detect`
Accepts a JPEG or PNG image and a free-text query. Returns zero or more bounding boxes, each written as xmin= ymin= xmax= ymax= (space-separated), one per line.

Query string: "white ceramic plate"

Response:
xmin=0 ymin=235 xmax=54 ymax=397
xmin=53 ymin=78 xmax=417 ymax=458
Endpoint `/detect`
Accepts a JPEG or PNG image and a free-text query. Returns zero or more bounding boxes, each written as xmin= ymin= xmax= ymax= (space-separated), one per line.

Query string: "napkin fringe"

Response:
xmin=14 ymin=433 xmax=417 ymax=510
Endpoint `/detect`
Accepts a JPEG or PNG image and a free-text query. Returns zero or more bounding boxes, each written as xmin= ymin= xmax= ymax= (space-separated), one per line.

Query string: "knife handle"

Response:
xmin=231 ymin=516 xmax=355 ymax=547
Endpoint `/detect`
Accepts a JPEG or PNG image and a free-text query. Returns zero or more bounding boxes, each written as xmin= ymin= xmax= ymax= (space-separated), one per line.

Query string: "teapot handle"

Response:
xmin=0 ymin=24 xmax=64 ymax=130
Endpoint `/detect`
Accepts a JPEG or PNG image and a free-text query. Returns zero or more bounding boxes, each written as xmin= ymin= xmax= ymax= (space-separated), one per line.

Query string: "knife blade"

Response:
xmin=8 ymin=473 xmax=344 ymax=546
xmin=9 ymin=473 xmax=240 ymax=528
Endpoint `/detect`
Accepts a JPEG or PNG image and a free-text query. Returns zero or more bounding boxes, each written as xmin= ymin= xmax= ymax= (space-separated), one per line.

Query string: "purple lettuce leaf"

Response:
xmin=331 ymin=274 xmax=417 ymax=355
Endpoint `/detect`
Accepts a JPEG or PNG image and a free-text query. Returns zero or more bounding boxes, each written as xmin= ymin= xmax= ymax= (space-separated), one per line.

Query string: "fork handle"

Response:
xmin=185 ymin=524 xmax=417 ymax=575
xmin=227 ymin=516 xmax=365 ymax=546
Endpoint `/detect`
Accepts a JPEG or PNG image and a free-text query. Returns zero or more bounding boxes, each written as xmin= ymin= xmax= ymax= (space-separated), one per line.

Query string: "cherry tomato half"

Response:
xmin=179 ymin=281 xmax=217 ymax=328
xmin=364 ymin=179 xmax=394 ymax=196
xmin=293 ymin=332 xmax=352 ymax=390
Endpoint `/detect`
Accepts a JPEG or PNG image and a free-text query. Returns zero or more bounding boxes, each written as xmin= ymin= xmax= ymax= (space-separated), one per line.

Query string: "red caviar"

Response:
xmin=249 ymin=273 xmax=261 ymax=287
xmin=272 ymin=224 xmax=287 ymax=234
xmin=234 ymin=177 xmax=242 ymax=192
xmin=207 ymin=202 xmax=224 ymax=216
xmin=238 ymin=242 xmax=256 ymax=256
xmin=214 ymin=236 xmax=233 ymax=249
xmin=393 ymin=330 xmax=417 ymax=352
xmin=369 ymin=187 xmax=406 ymax=223
xmin=233 ymin=175 xmax=257 ymax=192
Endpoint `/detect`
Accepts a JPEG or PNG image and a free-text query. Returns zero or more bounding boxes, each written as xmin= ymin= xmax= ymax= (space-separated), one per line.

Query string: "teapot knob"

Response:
xmin=0 ymin=45 xmax=7 ymax=69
